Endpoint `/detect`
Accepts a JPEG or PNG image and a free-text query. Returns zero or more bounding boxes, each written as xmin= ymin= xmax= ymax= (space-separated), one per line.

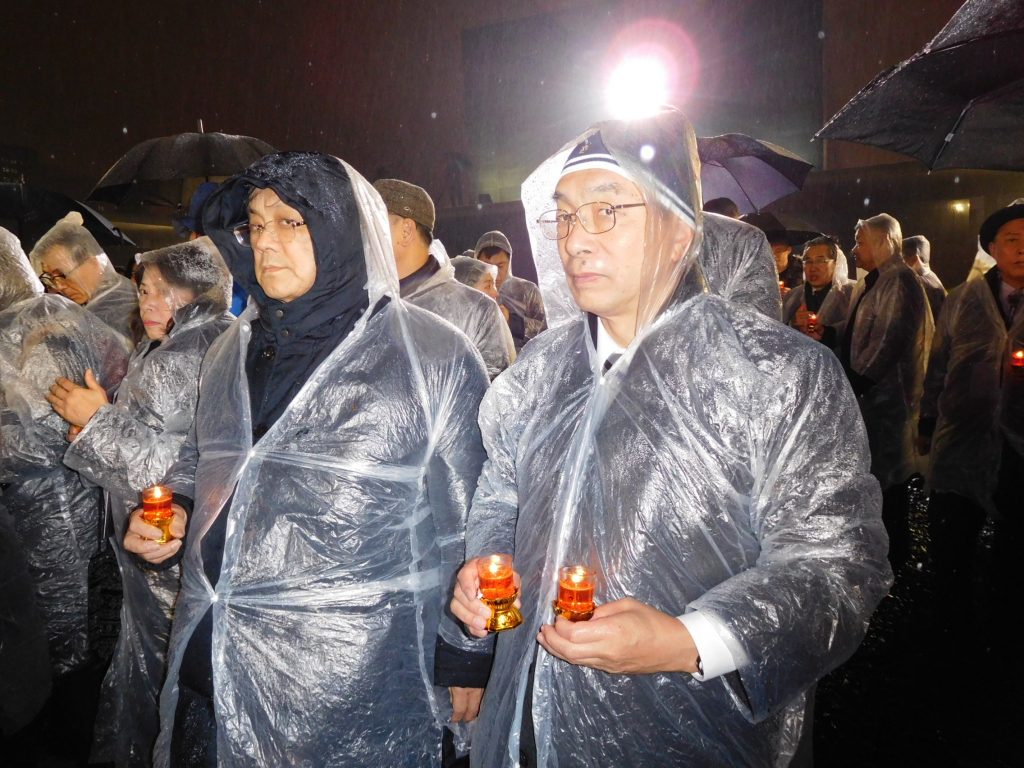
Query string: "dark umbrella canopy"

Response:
xmin=816 ymin=0 xmax=1024 ymax=171
xmin=697 ymin=133 xmax=813 ymax=214
xmin=89 ymin=131 xmax=276 ymax=205
xmin=0 ymin=182 xmax=135 ymax=255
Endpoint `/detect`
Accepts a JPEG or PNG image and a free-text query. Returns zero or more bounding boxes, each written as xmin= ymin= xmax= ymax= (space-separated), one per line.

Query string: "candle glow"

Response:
xmin=141 ymin=485 xmax=174 ymax=543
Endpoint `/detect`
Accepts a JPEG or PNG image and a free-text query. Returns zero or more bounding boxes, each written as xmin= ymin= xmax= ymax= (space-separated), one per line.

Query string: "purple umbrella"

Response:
xmin=697 ymin=133 xmax=813 ymax=215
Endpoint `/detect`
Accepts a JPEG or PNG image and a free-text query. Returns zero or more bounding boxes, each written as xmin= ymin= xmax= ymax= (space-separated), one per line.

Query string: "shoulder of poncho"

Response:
xmin=702 ymin=212 xmax=763 ymax=247
xmin=490 ymin=317 xmax=583 ymax=391
xmin=666 ymin=294 xmax=839 ymax=383
xmin=392 ymin=298 xmax=484 ymax=365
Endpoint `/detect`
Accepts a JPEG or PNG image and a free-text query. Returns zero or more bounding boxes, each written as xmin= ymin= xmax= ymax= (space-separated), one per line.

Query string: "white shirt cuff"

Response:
xmin=678 ymin=611 xmax=739 ymax=681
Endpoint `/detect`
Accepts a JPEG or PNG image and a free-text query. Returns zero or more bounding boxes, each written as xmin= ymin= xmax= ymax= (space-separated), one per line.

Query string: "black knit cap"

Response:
xmin=979 ymin=204 xmax=1024 ymax=254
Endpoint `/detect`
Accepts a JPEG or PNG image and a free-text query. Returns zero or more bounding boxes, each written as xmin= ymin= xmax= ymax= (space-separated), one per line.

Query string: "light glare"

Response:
xmin=607 ymin=57 xmax=669 ymax=120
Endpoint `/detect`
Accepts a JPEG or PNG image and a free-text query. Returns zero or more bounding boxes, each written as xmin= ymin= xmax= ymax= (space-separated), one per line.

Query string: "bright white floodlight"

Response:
xmin=606 ymin=56 xmax=669 ymax=120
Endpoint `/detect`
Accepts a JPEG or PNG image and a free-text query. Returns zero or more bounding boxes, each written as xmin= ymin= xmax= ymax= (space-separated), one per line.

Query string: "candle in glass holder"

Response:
xmin=778 ymin=280 xmax=786 ymax=293
xmin=1011 ymin=348 xmax=1024 ymax=368
xmin=477 ymin=554 xmax=522 ymax=631
xmin=141 ymin=485 xmax=174 ymax=544
xmin=553 ymin=565 xmax=596 ymax=622
xmin=807 ymin=312 xmax=818 ymax=333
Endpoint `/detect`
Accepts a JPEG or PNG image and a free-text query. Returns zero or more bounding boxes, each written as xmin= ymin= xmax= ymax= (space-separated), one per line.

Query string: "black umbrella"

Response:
xmin=698 ymin=133 xmax=813 ymax=215
xmin=89 ymin=130 xmax=276 ymax=205
xmin=816 ymin=0 xmax=1024 ymax=171
xmin=0 ymin=182 xmax=136 ymax=256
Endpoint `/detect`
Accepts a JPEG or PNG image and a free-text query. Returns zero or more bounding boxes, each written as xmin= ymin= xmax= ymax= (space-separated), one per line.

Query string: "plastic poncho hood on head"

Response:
xmin=0 ymin=227 xmax=43 ymax=310
xmin=452 ymin=255 xmax=497 ymax=287
xmin=521 ymin=107 xmax=705 ymax=335
xmin=202 ymin=152 xmax=397 ymax=331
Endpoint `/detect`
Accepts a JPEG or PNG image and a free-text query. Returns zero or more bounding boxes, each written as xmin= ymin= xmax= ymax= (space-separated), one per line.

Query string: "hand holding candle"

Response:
xmin=553 ymin=564 xmax=596 ymax=622
xmin=807 ymin=312 xmax=818 ymax=333
xmin=141 ymin=485 xmax=174 ymax=543
xmin=477 ymin=554 xmax=523 ymax=632
xmin=1011 ymin=348 xmax=1024 ymax=368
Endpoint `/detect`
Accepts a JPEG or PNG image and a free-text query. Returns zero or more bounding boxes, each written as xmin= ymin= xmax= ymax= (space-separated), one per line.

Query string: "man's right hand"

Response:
xmin=123 ymin=504 xmax=187 ymax=563
xmin=450 ymin=558 xmax=521 ymax=638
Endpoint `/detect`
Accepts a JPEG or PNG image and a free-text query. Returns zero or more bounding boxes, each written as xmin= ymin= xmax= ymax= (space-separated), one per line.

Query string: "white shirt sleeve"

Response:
xmin=678 ymin=611 xmax=742 ymax=681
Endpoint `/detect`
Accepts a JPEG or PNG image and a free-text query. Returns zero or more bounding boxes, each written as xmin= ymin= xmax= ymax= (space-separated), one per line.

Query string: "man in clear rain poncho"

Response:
xmin=902 ymin=235 xmax=947 ymax=321
xmin=0 ymin=226 xmax=130 ymax=680
xmin=698 ymin=211 xmax=781 ymax=319
xmin=122 ymin=152 xmax=489 ymax=767
xmin=30 ymin=212 xmax=139 ymax=346
xmin=373 ymin=178 xmax=512 ymax=379
xmin=842 ymin=214 xmax=933 ymax=573
xmin=783 ymin=235 xmax=855 ymax=340
xmin=475 ymin=230 xmax=549 ymax=352
xmin=47 ymin=238 xmax=233 ymax=767
xmin=448 ymin=109 xmax=892 ymax=767
xmin=920 ymin=204 xmax=1024 ymax=632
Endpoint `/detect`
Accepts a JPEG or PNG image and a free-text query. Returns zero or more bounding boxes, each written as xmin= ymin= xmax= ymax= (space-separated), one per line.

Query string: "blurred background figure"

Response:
xmin=374 ymin=179 xmax=510 ymax=379
xmin=784 ymin=235 xmax=855 ymax=342
xmin=29 ymin=212 xmax=139 ymax=345
xmin=702 ymin=196 xmax=741 ymax=218
xmin=451 ymin=254 xmax=517 ymax=364
xmin=743 ymin=210 xmax=804 ymax=295
xmin=903 ymin=235 xmax=946 ymax=321
xmin=475 ymin=230 xmax=547 ymax=352
xmin=843 ymin=213 xmax=932 ymax=575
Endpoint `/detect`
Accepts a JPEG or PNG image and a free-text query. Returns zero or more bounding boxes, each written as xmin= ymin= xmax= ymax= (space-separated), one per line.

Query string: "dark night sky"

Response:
xmin=1 ymin=0 xmax=826 ymax=204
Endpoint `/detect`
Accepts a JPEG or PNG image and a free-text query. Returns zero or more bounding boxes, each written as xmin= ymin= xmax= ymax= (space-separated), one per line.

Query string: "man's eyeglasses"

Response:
xmin=38 ymin=261 xmax=84 ymax=290
xmin=803 ymin=258 xmax=836 ymax=267
xmin=537 ymin=202 xmax=646 ymax=241
xmin=233 ymin=218 xmax=307 ymax=246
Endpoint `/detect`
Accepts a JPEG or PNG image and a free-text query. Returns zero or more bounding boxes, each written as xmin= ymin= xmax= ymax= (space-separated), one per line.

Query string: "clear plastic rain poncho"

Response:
xmin=61 ymin=237 xmax=233 ymax=767
xmin=400 ymin=238 xmax=511 ymax=379
xmin=0 ymin=228 xmax=130 ymax=677
xmin=921 ymin=274 xmax=1024 ymax=512
xmin=782 ymin=240 xmax=855 ymax=328
xmin=30 ymin=211 xmax=139 ymax=345
xmin=451 ymin=255 xmax=518 ymax=364
xmin=475 ymin=231 xmax=549 ymax=351
xmin=0 ymin=230 xmax=53 ymax=731
xmin=460 ymin=109 xmax=892 ymax=767
xmin=841 ymin=253 xmax=934 ymax=489
xmin=153 ymin=153 xmax=489 ymax=766
xmin=700 ymin=211 xmax=783 ymax=319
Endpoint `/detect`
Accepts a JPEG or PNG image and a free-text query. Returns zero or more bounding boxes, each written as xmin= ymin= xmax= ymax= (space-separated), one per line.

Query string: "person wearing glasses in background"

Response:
xmin=449 ymin=110 xmax=890 ymax=768
xmin=784 ymin=235 xmax=856 ymax=346
xmin=29 ymin=212 xmax=138 ymax=347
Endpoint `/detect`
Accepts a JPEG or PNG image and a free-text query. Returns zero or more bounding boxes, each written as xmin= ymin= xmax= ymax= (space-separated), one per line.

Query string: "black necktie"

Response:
xmin=603 ymin=353 xmax=621 ymax=373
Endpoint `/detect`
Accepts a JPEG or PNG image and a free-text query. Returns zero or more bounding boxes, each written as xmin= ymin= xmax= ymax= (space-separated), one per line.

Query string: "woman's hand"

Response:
xmin=47 ymin=369 xmax=108 ymax=427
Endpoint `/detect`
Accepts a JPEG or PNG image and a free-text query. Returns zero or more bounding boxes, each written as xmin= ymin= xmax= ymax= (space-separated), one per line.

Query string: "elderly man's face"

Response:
xmin=37 ymin=245 xmax=101 ymax=305
xmin=803 ymin=244 xmax=836 ymax=289
xmin=478 ymin=250 xmax=510 ymax=288
xmin=553 ymin=168 xmax=654 ymax=328
xmin=248 ymin=188 xmax=317 ymax=303
xmin=991 ymin=218 xmax=1024 ymax=287
xmin=853 ymin=227 xmax=878 ymax=272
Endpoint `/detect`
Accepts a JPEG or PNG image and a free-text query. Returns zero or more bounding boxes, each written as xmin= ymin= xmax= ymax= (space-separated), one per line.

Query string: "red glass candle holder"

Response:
xmin=552 ymin=565 xmax=596 ymax=622
xmin=807 ymin=312 xmax=818 ymax=333
xmin=1011 ymin=348 xmax=1024 ymax=369
xmin=141 ymin=485 xmax=174 ymax=544
xmin=477 ymin=554 xmax=522 ymax=632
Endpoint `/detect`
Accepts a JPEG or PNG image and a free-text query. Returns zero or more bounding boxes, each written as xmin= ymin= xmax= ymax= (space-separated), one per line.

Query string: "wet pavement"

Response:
xmin=815 ymin=483 xmax=1021 ymax=767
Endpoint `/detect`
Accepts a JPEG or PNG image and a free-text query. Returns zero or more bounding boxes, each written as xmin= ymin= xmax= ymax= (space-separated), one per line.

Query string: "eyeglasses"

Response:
xmin=803 ymin=258 xmax=836 ymax=267
xmin=38 ymin=260 xmax=84 ymax=290
xmin=537 ymin=201 xmax=646 ymax=241
xmin=233 ymin=218 xmax=307 ymax=246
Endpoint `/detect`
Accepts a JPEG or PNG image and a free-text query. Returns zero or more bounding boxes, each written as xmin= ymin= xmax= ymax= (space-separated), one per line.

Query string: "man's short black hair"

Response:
xmin=703 ymin=197 xmax=740 ymax=218
xmin=478 ymin=245 xmax=508 ymax=260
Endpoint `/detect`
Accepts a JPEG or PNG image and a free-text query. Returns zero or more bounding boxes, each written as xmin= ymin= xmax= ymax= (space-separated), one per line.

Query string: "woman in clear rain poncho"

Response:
xmin=449 ymin=253 xmax=518 ymax=366
xmin=449 ymin=109 xmax=891 ymax=767
xmin=121 ymin=152 xmax=489 ymax=767
xmin=0 ymin=226 xmax=130 ymax=679
xmin=47 ymin=238 xmax=233 ymax=767
xmin=782 ymin=235 xmax=855 ymax=334
xmin=30 ymin=211 xmax=139 ymax=346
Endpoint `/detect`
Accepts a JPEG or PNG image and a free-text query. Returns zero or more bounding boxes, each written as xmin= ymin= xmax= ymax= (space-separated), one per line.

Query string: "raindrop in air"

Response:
xmin=953 ymin=176 xmax=960 ymax=183
xmin=817 ymin=30 xmax=825 ymax=39
xmin=431 ymin=112 xmax=437 ymax=119
xmin=639 ymin=144 xmax=655 ymax=162
xmin=122 ymin=126 xmax=128 ymax=134
xmin=863 ymin=197 xmax=871 ymax=206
